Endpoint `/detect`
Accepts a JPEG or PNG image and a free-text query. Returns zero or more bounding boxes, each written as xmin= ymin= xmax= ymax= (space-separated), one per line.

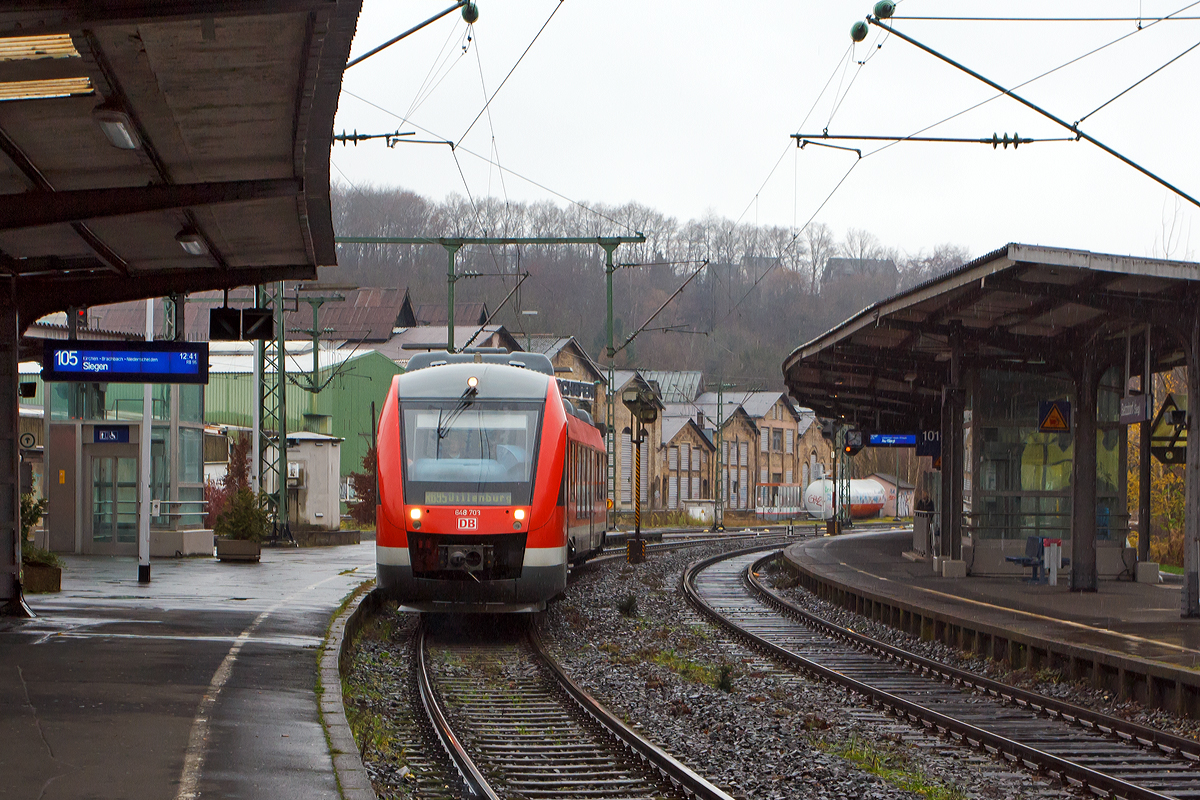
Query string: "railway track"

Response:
xmin=595 ymin=528 xmax=801 ymax=563
xmin=416 ymin=614 xmax=734 ymax=800
xmin=683 ymin=547 xmax=1200 ymax=800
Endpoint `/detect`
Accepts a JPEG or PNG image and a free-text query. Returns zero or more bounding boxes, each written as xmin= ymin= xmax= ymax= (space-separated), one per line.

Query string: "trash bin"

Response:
xmin=1043 ymin=538 xmax=1062 ymax=586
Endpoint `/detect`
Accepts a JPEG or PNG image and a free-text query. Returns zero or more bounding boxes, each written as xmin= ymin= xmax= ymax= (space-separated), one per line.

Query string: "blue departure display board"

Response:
xmin=42 ymin=340 xmax=208 ymax=385
xmin=868 ymin=433 xmax=917 ymax=447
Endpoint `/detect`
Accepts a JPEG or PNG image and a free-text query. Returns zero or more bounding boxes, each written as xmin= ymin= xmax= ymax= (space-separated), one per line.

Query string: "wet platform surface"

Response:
xmin=785 ymin=530 xmax=1200 ymax=671
xmin=0 ymin=544 xmax=375 ymax=800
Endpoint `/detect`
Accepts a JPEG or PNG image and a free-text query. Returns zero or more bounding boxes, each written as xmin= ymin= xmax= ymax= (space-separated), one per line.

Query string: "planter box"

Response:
xmin=23 ymin=563 xmax=61 ymax=593
xmin=216 ymin=538 xmax=261 ymax=562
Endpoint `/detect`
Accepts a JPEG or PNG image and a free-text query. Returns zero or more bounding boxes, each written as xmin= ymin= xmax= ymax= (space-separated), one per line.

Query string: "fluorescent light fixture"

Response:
xmin=0 ymin=34 xmax=81 ymax=62
xmin=0 ymin=77 xmax=92 ymax=102
xmin=175 ymin=229 xmax=207 ymax=256
xmin=93 ymin=104 xmax=140 ymax=150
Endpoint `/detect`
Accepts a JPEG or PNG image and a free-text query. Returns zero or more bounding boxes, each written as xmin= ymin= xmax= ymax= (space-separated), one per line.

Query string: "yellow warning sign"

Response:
xmin=1038 ymin=400 xmax=1071 ymax=433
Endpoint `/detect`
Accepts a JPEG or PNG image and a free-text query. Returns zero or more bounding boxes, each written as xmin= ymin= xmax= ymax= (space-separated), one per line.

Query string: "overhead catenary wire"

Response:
xmin=472 ymin=29 xmax=509 ymax=205
xmin=459 ymin=0 xmax=567 ymax=146
xmin=890 ymin=15 xmax=1200 ymax=22
xmin=1075 ymin=37 xmax=1200 ymax=126
xmin=661 ymin=0 xmax=1200 ymax=337
xmin=339 ymin=89 xmax=640 ymax=236
xmin=717 ymin=159 xmax=861 ymax=330
xmin=405 ymin=20 xmax=473 ymax=121
xmin=731 ymin=42 xmax=855 ymax=230
xmin=612 ymin=260 xmax=709 ymax=357
xmin=850 ymin=0 xmax=1200 ymax=164
xmin=871 ymin=16 xmax=1200 ymax=211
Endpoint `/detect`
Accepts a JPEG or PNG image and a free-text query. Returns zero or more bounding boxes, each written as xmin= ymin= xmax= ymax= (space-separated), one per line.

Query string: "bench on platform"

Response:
xmin=1006 ymin=536 xmax=1045 ymax=581
xmin=1006 ymin=535 xmax=1070 ymax=583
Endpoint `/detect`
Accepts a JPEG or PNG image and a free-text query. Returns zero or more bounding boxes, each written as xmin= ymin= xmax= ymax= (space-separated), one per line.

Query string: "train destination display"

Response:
xmin=868 ymin=433 xmax=917 ymax=447
xmin=42 ymin=341 xmax=209 ymax=384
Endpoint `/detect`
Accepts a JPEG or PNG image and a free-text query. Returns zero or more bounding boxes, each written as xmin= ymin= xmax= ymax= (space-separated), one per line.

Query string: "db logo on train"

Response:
xmin=457 ymin=517 xmax=478 ymax=530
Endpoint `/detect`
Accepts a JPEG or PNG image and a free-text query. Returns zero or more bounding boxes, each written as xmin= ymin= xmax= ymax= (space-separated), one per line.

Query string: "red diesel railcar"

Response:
xmin=376 ymin=351 xmax=606 ymax=612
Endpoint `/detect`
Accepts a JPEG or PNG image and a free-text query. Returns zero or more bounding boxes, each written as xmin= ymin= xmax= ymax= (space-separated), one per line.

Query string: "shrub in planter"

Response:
xmin=213 ymin=488 xmax=269 ymax=562
xmin=21 ymin=493 xmax=60 ymax=592
xmin=213 ymin=488 xmax=269 ymax=542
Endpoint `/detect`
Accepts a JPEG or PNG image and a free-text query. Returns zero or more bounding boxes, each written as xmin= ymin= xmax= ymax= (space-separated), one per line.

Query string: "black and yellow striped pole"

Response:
xmin=627 ymin=423 xmax=646 ymax=564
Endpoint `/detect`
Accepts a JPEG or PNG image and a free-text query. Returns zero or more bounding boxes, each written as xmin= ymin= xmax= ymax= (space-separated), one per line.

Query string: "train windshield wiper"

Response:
xmin=436 ymin=388 xmax=477 ymax=442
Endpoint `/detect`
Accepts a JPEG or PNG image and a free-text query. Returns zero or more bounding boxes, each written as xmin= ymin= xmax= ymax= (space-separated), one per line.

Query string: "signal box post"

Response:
xmin=621 ymin=387 xmax=658 ymax=564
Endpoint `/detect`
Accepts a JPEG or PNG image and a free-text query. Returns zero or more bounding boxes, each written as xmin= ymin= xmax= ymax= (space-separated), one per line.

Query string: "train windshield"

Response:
xmin=401 ymin=400 xmax=543 ymax=506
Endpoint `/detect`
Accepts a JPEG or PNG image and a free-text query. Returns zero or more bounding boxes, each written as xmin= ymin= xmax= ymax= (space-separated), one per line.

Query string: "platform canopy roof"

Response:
xmin=782 ymin=243 xmax=1200 ymax=431
xmin=0 ymin=0 xmax=360 ymax=335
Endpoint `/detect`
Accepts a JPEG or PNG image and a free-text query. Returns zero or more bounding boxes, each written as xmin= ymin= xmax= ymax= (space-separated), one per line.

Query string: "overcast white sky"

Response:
xmin=332 ymin=1 xmax=1200 ymax=262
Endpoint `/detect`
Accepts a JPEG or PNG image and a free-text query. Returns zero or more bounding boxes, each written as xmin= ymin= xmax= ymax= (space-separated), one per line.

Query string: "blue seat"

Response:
xmin=1006 ymin=536 xmax=1044 ymax=582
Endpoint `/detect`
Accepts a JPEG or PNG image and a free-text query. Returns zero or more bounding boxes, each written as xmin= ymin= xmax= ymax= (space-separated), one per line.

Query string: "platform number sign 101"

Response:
xmin=916 ymin=430 xmax=941 ymax=458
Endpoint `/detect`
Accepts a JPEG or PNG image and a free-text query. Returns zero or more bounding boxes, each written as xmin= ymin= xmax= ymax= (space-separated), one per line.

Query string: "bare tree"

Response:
xmin=803 ymin=222 xmax=835 ymax=295
xmin=898 ymin=244 xmax=972 ymax=290
xmin=840 ymin=227 xmax=884 ymax=262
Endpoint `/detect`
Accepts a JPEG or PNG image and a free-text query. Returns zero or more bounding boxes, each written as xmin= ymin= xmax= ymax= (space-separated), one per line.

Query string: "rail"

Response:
xmin=529 ymin=622 xmax=736 ymax=800
xmin=680 ymin=547 xmax=1190 ymax=800
xmin=414 ymin=625 xmax=499 ymax=799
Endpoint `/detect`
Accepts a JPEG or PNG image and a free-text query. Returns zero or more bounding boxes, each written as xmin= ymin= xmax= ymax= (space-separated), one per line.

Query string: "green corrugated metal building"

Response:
xmin=205 ymin=349 xmax=402 ymax=483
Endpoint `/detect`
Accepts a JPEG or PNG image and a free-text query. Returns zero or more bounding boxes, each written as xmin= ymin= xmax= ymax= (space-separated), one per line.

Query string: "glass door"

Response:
xmin=91 ymin=456 xmax=139 ymax=554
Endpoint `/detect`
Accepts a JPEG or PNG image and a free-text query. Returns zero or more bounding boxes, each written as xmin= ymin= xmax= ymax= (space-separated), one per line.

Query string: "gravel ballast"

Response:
xmin=540 ymin=540 xmax=1071 ymax=800
xmin=346 ymin=537 xmax=1160 ymax=798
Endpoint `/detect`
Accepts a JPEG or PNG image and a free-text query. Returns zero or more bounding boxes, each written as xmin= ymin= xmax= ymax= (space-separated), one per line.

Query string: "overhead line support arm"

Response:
xmin=868 ymin=17 xmax=1200 ymax=211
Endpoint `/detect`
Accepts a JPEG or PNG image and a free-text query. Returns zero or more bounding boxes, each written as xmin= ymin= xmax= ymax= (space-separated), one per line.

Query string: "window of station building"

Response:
xmin=972 ymin=368 xmax=1125 ymax=543
xmin=179 ymin=428 xmax=203 ymax=484
xmin=179 ymin=384 xmax=203 ymax=423
xmin=772 ymin=429 xmax=783 ymax=452
xmin=151 ymin=427 xmax=171 ymax=525
xmin=177 ymin=486 xmax=205 ymax=529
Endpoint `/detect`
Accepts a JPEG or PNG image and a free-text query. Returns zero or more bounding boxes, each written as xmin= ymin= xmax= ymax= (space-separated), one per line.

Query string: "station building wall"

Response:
xmin=966 ymin=367 xmax=1130 ymax=577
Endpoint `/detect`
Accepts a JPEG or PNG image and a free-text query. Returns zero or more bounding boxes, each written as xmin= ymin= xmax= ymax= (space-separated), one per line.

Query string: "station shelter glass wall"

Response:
xmin=49 ymin=380 xmax=207 ymax=534
xmin=969 ymin=368 xmax=1125 ymax=544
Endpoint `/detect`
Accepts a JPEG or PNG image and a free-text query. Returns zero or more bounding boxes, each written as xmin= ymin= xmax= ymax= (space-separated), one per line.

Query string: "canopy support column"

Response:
xmin=1139 ymin=414 xmax=1152 ymax=563
xmin=1184 ymin=304 xmax=1200 ymax=616
xmin=1 ymin=276 xmax=29 ymax=616
xmin=1070 ymin=349 xmax=1100 ymax=592
xmin=939 ymin=331 xmax=964 ymax=563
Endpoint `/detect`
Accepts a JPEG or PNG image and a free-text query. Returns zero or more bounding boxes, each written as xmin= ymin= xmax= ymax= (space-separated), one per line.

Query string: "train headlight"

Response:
xmin=409 ymin=508 xmax=421 ymax=521
xmin=513 ymin=509 xmax=525 ymax=521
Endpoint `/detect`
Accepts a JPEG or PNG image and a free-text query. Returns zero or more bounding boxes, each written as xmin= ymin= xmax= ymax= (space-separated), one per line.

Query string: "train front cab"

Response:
xmin=375 ymin=365 xmax=569 ymax=612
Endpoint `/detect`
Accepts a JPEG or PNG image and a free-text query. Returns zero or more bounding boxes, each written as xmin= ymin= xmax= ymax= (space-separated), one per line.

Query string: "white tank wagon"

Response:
xmin=804 ymin=478 xmax=886 ymax=519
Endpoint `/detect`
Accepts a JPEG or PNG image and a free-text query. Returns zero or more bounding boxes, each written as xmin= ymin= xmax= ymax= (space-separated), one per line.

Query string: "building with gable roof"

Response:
xmin=526 ymin=336 xmax=607 ymax=426
xmin=660 ymin=415 xmax=716 ymax=514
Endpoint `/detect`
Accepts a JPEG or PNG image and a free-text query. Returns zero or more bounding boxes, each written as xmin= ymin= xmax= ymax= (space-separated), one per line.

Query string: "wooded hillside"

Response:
xmin=329 ymin=184 xmax=971 ymax=387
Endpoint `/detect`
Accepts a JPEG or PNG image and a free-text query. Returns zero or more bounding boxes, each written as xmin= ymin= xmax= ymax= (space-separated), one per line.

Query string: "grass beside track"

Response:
xmin=822 ymin=736 xmax=967 ymax=800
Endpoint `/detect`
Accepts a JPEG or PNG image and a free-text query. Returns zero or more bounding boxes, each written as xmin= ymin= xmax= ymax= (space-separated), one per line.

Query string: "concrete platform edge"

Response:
xmin=321 ymin=582 xmax=384 ymax=800
xmin=781 ymin=542 xmax=1200 ymax=718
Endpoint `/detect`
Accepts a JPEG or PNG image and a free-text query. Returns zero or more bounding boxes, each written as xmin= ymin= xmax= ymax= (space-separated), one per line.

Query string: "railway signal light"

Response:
xmin=844 ymin=430 xmax=864 ymax=456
